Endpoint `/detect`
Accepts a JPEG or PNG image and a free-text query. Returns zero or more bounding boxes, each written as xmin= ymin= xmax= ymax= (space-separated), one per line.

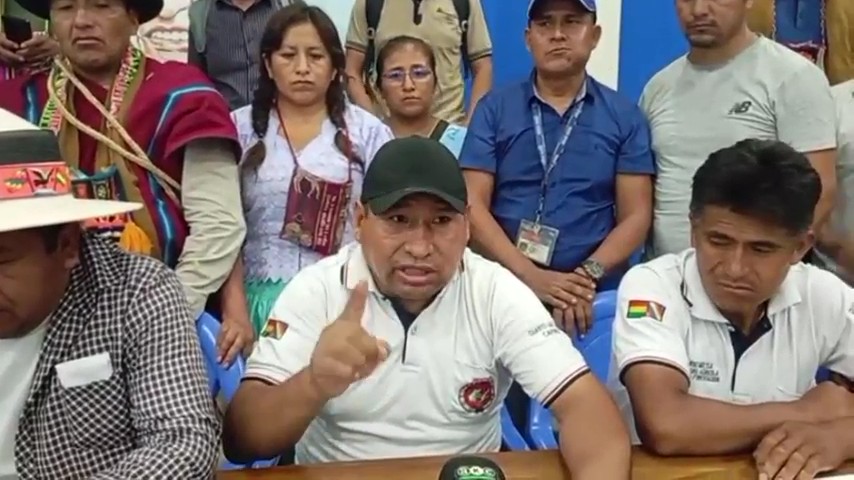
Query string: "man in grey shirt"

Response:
xmin=817 ymin=80 xmax=854 ymax=284
xmin=188 ymin=0 xmax=286 ymax=110
xmin=641 ymin=0 xmax=837 ymax=257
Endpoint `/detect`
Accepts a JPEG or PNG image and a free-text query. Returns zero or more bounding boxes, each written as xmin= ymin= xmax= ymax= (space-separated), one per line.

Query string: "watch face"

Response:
xmin=584 ymin=260 xmax=605 ymax=279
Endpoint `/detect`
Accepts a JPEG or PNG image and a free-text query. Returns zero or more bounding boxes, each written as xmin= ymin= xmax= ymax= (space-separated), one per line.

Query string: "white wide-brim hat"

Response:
xmin=0 ymin=196 xmax=141 ymax=233
xmin=0 ymin=109 xmax=142 ymax=233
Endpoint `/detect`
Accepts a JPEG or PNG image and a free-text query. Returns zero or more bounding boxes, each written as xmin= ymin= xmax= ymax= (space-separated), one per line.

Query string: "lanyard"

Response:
xmin=531 ymin=84 xmax=586 ymax=223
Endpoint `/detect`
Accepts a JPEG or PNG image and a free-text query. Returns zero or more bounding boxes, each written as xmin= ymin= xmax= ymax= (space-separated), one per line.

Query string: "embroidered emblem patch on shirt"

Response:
xmin=260 ymin=318 xmax=289 ymax=339
xmin=459 ymin=377 xmax=496 ymax=414
xmin=626 ymin=300 xmax=667 ymax=321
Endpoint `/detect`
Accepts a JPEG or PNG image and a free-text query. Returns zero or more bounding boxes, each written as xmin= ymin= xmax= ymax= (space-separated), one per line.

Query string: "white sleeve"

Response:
xmin=813 ymin=269 xmax=854 ymax=381
xmin=491 ymin=268 xmax=589 ymax=407
xmin=244 ymin=270 xmax=329 ymax=384
xmin=774 ymin=64 xmax=837 ymax=153
xmin=613 ymin=265 xmax=690 ymax=382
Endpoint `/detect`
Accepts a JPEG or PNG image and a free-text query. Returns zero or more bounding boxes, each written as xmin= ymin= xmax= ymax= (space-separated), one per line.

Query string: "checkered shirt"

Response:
xmin=14 ymin=235 xmax=221 ymax=479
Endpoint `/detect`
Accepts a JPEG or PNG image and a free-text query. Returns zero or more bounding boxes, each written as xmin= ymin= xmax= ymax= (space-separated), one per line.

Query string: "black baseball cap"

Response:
xmin=360 ymin=136 xmax=467 ymax=214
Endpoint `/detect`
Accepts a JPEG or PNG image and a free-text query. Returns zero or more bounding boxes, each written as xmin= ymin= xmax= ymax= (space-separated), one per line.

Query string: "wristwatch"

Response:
xmin=581 ymin=258 xmax=605 ymax=281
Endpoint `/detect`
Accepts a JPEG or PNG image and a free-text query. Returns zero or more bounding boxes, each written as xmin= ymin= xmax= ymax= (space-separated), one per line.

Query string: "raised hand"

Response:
xmin=308 ymin=281 xmax=390 ymax=399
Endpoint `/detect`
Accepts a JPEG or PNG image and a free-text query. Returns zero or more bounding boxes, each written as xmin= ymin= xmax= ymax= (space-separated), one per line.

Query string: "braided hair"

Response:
xmin=242 ymin=2 xmax=363 ymax=174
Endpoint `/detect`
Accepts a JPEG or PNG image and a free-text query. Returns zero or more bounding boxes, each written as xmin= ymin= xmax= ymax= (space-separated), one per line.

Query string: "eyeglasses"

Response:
xmin=381 ymin=66 xmax=434 ymax=85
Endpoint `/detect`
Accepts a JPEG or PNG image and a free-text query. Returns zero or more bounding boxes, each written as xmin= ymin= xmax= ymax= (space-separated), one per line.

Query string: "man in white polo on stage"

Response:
xmin=223 ymin=136 xmax=630 ymax=479
xmin=610 ymin=139 xmax=854 ymax=480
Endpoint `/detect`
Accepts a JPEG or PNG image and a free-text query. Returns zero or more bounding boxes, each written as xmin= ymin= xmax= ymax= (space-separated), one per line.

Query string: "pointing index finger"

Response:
xmin=339 ymin=280 xmax=369 ymax=323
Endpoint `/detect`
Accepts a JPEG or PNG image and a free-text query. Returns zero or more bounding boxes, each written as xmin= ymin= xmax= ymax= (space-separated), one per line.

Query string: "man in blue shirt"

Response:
xmin=460 ymin=0 xmax=654 ymax=336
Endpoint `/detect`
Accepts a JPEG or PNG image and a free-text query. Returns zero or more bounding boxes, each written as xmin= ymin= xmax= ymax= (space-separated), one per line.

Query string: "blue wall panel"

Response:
xmin=617 ymin=0 xmax=687 ymax=100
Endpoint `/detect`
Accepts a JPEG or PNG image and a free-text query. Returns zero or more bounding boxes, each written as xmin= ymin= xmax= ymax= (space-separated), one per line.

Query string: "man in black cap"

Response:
xmin=223 ymin=136 xmax=630 ymax=478
xmin=0 ymin=0 xmax=252 ymax=364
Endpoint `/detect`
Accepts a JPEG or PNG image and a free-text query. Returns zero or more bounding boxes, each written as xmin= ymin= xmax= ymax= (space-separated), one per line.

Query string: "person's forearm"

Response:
xmin=468 ymin=203 xmax=537 ymax=279
xmin=221 ymin=256 xmax=249 ymax=315
xmin=556 ymin=377 xmax=631 ymax=479
xmin=109 ymin=270 xmax=223 ymax=480
xmin=88 ymin=428 xmax=220 ymax=480
xmin=816 ymin=225 xmax=854 ymax=282
xmin=466 ymin=65 xmax=492 ymax=123
xmin=560 ymin=413 xmax=630 ymax=479
xmin=345 ymin=72 xmax=375 ymax=113
xmin=177 ymin=139 xmax=247 ymax=318
xmin=839 ymin=417 xmax=854 ymax=459
xmin=224 ymin=369 xmax=327 ymax=462
xmin=640 ymin=393 xmax=807 ymax=455
xmin=588 ymin=212 xmax=650 ymax=272
xmin=808 ymin=150 xmax=837 ymax=232
xmin=813 ymin=190 xmax=836 ymax=232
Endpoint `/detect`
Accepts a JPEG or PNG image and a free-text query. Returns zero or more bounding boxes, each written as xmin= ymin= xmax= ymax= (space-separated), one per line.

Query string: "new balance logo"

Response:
xmin=728 ymin=101 xmax=753 ymax=115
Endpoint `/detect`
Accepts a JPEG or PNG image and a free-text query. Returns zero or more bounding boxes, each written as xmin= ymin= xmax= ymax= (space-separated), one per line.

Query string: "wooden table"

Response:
xmin=218 ymin=448 xmax=854 ymax=479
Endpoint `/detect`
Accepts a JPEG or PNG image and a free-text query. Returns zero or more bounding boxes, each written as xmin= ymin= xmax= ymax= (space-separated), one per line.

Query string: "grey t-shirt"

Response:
xmin=816 ymin=80 xmax=854 ymax=282
xmin=641 ymin=36 xmax=837 ymax=257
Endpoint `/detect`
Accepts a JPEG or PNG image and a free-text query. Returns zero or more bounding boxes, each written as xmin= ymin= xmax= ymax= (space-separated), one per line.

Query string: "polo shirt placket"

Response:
xmin=245 ymin=243 xmax=590 ymax=462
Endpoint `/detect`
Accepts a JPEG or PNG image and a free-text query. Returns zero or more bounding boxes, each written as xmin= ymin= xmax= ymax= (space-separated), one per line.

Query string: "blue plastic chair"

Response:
xmin=500 ymin=404 xmax=530 ymax=451
xmin=527 ymin=290 xmax=619 ymax=449
xmin=196 ymin=312 xmax=279 ymax=470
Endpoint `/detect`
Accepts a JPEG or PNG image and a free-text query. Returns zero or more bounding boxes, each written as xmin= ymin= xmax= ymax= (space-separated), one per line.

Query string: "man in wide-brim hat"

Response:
xmin=0 ymin=0 xmax=253 ymax=363
xmin=0 ymin=107 xmax=221 ymax=478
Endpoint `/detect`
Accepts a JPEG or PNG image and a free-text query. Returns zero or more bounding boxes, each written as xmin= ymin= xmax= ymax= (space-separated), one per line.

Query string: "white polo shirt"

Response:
xmin=245 ymin=243 xmax=588 ymax=464
xmin=608 ymin=249 xmax=854 ymax=444
xmin=816 ymin=80 xmax=854 ymax=282
xmin=0 ymin=322 xmax=47 ymax=479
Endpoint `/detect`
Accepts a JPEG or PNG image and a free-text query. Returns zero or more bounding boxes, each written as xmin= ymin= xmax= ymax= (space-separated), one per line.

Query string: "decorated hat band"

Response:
xmin=0 ymin=161 xmax=72 ymax=201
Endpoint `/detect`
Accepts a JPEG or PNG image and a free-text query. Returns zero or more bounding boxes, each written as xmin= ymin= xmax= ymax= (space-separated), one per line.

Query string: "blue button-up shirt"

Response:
xmin=460 ymin=74 xmax=655 ymax=290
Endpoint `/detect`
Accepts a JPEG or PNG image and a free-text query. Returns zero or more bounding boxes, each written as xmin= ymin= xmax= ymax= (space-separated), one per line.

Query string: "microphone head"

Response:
xmin=437 ymin=456 xmax=506 ymax=480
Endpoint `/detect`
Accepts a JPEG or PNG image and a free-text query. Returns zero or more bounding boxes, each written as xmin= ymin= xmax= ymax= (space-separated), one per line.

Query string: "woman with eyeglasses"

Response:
xmin=216 ymin=4 xmax=393 ymax=355
xmin=376 ymin=36 xmax=467 ymax=157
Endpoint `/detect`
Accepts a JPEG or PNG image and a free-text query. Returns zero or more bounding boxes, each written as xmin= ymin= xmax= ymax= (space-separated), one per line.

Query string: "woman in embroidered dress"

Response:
xmin=376 ymin=36 xmax=467 ymax=158
xmin=219 ymin=3 xmax=393 ymax=340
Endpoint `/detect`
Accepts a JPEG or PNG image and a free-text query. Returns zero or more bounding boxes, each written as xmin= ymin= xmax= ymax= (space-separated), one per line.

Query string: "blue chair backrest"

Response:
xmin=500 ymin=405 xmax=530 ymax=451
xmin=196 ymin=313 xmax=279 ymax=469
xmin=527 ymin=290 xmax=619 ymax=449
xmin=572 ymin=290 xmax=617 ymax=382
xmin=197 ymin=312 xmax=245 ymax=400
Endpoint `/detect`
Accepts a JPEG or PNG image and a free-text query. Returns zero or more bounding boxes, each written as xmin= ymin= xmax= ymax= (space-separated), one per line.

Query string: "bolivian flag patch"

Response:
xmin=260 ymin=319 xmax=289 ymax=339
xmin=626 ymin=300 xmax=666 ymax=321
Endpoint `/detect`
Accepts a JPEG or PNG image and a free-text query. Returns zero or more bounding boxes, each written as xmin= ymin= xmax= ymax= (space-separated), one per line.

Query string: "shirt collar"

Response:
xmin=67 ymin=234 xmax=117 ymax=293
xmin=42 ymin=235 xmax=116 ymax=342
xmin=342 ymin=244 xmax=380 ymax=293
xmin=526 ymin=70 xmax=592 ymax=107
xmin=681 ymin=249 xmax=802 ymax=323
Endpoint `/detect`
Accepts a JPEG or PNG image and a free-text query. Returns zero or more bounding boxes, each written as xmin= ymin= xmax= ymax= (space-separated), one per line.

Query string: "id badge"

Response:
xmin=516 ymin=219 xmax=559 ymax=265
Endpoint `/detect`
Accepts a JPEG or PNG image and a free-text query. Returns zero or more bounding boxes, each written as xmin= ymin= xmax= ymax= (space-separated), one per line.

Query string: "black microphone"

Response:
xmin=437 ymin=456 xmax=506 ymax=480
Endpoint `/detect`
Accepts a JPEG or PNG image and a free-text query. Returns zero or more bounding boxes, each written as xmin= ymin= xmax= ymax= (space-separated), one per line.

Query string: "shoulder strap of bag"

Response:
xmin=453 ymin=0 xmax=471 ymax=78
xmin=429 ymin=120 xmax=450 ymax=142
xmin=363 ymin=0 xmax=385 ymax=78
